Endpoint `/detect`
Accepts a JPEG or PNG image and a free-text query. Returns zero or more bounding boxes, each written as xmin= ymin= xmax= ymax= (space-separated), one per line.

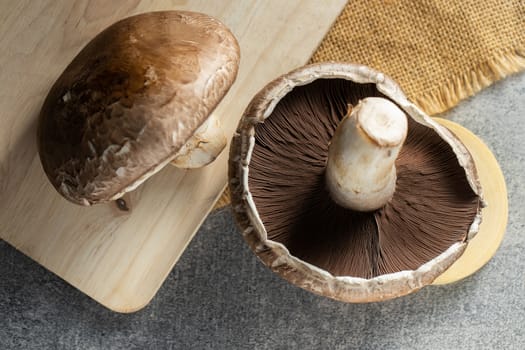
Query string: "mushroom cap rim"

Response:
xmin=228 ymin=62 xmax=483 ymax=302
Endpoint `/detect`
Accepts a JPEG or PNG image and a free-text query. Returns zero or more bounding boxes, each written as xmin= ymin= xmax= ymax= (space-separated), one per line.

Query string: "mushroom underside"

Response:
xmin=248 ymin=79 xmax=480 ymax=279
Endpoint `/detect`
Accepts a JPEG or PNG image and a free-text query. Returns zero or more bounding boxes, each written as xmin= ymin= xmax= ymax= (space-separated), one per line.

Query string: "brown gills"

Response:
xmin=248 ymin=79 xmax=480 ymax=278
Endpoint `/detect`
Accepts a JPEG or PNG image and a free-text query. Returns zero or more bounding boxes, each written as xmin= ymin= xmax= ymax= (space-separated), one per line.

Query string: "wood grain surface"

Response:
xmin=431 ymin=118 xmax=508 ymax=285
xmin=0 ymin=0 xmax=346 ymax=312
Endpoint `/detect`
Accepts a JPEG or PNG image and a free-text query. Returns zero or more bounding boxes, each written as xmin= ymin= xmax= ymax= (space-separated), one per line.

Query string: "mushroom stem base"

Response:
xmin=325 ymin=97 xmax=408 ymax=211
xmin=171 ymin=114 xmax=227 ymax=169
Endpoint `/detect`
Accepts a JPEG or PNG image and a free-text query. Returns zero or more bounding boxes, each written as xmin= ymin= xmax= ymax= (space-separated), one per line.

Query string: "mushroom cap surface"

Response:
xmin=229 ymin=63 xmax=483 ymax=302
xmin=38 ymin=11 xmax=240 ymax=205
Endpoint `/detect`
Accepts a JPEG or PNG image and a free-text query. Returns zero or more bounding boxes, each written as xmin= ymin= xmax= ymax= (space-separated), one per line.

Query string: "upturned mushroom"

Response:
xmin=229 ymin=63 xmax=483 ymax=302
xmin=38 ymin=11 xmax=240 ymax=206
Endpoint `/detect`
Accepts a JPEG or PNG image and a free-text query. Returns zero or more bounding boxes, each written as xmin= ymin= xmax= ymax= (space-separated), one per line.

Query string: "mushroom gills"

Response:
xmin=248 ymin=79 xmax=481 ymax=279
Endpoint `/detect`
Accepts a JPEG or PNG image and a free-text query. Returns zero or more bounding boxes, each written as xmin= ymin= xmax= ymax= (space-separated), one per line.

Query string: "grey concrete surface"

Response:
xmin=1 ymin=73 xmax=524 ymax=350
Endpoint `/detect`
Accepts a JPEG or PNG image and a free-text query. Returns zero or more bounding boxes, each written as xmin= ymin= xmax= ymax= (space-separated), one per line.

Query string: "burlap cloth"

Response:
xmin=215 ymin=0 xmax=524 ymax=209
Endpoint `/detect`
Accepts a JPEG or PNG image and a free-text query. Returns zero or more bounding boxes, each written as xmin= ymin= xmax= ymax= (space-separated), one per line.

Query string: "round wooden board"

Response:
xmin=431 ymin=118 xmax=508 ymax=285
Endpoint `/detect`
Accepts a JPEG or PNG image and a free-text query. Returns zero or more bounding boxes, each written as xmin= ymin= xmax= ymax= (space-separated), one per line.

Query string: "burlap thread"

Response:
xmin=215 ymin=0 xmax=525 ymax=209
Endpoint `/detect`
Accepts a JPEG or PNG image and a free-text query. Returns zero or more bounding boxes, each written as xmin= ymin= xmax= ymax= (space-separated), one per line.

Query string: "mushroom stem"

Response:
xmin=171 ymin=114 xmax=227 ymax=168
xmin=325 ymin=97 xmax=408 ymax=211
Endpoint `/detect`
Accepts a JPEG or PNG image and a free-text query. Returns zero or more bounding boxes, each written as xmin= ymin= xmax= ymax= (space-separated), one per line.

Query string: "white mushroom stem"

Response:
xmin=325 ymin=97 xmax=408 ymax=211
xmin=171 ymin=114 xmax=227 ymax=168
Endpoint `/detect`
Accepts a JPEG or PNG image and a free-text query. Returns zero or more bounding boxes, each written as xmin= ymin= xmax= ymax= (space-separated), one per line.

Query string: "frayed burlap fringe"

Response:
xmin=416 ymin=48 xmax=525 ymax=115
xmin=213 ymin=49 xmax=525 ymax=210
xmin=214 ymin=0 xmax=525 ymax=209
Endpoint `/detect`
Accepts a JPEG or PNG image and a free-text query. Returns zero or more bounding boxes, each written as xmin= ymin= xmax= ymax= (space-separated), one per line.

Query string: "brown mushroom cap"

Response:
xmin=38 ymin=11 xmax=240 ymax=205
xmin=229 ymin=63 xmax=483 ymax=302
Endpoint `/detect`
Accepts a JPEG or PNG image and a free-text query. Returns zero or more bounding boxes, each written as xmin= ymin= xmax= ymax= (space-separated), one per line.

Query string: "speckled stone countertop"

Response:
xmin=1 ymin=73 xmax=524 ymax=350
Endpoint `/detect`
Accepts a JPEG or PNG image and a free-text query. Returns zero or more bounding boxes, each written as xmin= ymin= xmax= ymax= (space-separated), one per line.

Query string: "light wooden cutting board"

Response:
xmin=0 ymin=0 xmax=347 ymax=312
